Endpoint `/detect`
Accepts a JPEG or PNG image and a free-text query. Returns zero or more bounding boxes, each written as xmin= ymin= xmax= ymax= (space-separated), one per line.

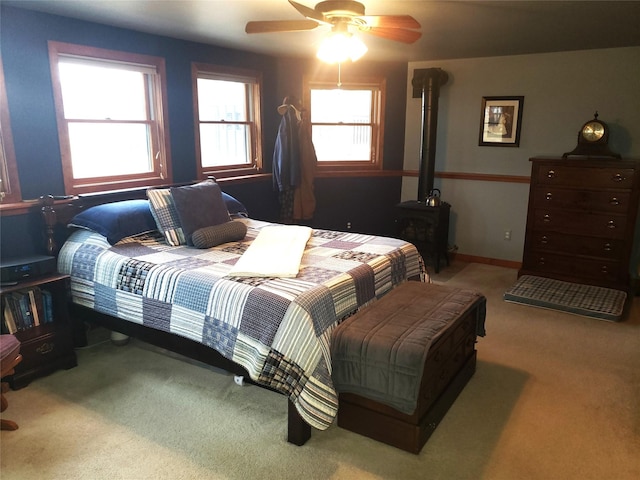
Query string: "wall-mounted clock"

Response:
xmin=562 ymin=112 xmax=621 ymax=158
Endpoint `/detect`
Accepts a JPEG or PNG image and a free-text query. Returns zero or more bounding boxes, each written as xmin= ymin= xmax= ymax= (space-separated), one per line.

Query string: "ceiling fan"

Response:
xmin=245 ymin=0 xmax=422 ymax=45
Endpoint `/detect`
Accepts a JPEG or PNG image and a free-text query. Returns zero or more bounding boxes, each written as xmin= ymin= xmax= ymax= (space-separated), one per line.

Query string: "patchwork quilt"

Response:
xmin=57 ymin=218 xmax=426 ymax=429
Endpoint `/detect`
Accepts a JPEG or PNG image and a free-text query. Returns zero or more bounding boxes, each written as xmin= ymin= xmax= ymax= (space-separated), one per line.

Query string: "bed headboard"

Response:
xmin=40 ymin=187 xmax=151 ymax=256
xmin=39 ymin=177 xmax=243 ymax=257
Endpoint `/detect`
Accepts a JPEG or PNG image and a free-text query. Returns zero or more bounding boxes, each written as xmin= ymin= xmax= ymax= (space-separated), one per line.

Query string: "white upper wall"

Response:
xmin=403 ymin=46 xmax=640 ymax=175
xmin=401 ymin=46 xmax=640 ymax=263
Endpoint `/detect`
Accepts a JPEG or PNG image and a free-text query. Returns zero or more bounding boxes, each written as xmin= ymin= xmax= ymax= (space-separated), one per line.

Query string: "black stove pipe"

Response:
xmin=411 ymin=68 xmax=448 ymax=203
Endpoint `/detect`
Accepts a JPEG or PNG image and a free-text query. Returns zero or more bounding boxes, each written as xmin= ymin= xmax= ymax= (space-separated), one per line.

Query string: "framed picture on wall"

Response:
xmin=478 ymin=96 xmax=524 ymax=147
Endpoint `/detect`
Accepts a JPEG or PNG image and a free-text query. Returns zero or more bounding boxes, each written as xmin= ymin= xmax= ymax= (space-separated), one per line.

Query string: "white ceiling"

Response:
xmin=5 ymin=1 xmax=640 ymax=62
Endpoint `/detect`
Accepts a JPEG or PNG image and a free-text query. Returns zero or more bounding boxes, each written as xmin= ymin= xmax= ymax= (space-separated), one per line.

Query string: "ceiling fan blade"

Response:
xmin=245 ymin=20 xmax=319 ymax=34
xmin=288 ymin=0 xmax=327 ymax=23
xmin=360 ymin=15 xmax=420 ymax=30
xmin=362 ymin=27 xmax=422 ymax=44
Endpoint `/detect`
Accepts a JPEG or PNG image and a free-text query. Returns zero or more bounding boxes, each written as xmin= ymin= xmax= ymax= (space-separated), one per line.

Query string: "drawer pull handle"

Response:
xmin=603 ymin=243 xmax=612 ymax=251
xmin=541 ymin=235 xmax=548 ymax=244
xmin=543 ymin=214 xmax=551 ymax=222
xmin=547 ymin=170 xmax=555 ymax=178
xmin=607 ymin=220 xmax=616 ymax=229
xmin=609 ymin=197 xmax=620 ymax=206
xmin=36 ymin=342 xmax=55 ymax=355
xmin=611 ymin=173 xmax=625 ymax=183
xmin=545 ymin=192 xmax=553 ymax=201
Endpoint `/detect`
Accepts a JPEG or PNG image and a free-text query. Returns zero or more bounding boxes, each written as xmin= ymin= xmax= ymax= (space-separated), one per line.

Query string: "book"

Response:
xmin=27 ymin=287 xmax=43 ymax=327
xmin=15 ymin=291 xmax=33 ymax=330
xmin=6 ymin=293 xmax=25 ymax=331
xmin=2 ymin=298 xmax=18 ymax=334
xmin=41 ymin=289 xmax=53 ymax=324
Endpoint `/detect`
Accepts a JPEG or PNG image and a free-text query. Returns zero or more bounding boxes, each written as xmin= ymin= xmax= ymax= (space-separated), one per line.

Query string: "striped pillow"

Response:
xmin=147 ymin=188 xmax=186 ymax=246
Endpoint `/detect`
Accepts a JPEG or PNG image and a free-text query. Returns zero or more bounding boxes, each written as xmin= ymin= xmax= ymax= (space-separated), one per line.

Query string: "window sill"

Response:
xmin=207 ymin=173 xmax=272 ymax=185
xmin=316 ymin=169 xmax=402 ymax=178
xmin=0 ymin=199 xmax=41 ymax=216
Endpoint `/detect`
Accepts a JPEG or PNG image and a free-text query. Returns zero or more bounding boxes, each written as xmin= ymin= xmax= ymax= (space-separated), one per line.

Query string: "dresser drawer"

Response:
xmin=532 ymin=209 xmax=627 ymax=239
xmin=532 ymin=186 xmax=632 ymax=213
xmin=522 ymin=252 xmax=620 ymax=283
xmin=529 ymin=232 xmax=624 ymax=259
xmin=535 ymin=165 xmax=636 ymax=189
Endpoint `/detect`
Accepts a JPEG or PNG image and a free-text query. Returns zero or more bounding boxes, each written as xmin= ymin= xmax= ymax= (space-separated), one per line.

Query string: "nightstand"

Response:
xmin=0 ymin=274 xmax=77 ymax=389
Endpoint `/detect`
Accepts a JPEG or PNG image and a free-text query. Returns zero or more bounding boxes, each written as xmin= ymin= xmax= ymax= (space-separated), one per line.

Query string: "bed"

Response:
xmin=41 ymin=181 xmax=426 ymax=446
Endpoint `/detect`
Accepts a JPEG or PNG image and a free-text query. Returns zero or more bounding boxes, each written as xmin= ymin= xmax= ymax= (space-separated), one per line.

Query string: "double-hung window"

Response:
xmin=304 ymin=76 xmax=385 ymax=172
xmin=192 ymin=63 xmax=263 ymax=178
xmin=0 ymin=57 xmax=21 ymax=204
xmin=49 ymin=41 xmax=171 ymax=194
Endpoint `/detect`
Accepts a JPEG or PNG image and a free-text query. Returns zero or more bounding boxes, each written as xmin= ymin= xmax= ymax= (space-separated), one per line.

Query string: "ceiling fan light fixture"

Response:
xmin=316 ymin=31 xmax=368 ymax=63
xmin=248 ymin=2 xmax=421 ymax=61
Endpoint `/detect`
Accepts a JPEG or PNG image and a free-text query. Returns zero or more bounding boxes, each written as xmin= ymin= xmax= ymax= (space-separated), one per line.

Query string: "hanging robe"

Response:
xmin=293 ymin=112 xmax=316 ymax=221
xmin=272 ymin=101 xmax=316 ymax=223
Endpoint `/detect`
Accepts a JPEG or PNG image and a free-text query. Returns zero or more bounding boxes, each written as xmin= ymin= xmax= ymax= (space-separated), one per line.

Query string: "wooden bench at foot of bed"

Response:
xmin=331 ymin=281 xmax=486 ymax=454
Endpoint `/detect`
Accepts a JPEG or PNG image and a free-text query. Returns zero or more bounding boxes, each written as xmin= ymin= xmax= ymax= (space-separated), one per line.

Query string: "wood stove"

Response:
xmin=396 ymin=68 xmax=450 ymax=272
xmin=396 ymin=201 xmax=450 ymax=273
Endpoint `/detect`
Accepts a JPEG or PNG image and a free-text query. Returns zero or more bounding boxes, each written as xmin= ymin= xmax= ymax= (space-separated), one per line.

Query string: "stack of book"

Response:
xmin=1 ymin=286 xmax=54 ymax=334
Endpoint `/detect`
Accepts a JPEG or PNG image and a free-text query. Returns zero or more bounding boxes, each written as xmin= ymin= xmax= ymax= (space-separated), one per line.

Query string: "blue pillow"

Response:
xmin=68 ymin=199 xmax=158 ymax=245
xmin=222 ymin=192 xmax=248 ymax=218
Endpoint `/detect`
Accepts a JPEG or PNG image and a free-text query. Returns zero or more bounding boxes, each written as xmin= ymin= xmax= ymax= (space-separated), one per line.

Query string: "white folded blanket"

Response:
xmin=227 ymin=225 xmax=312 ymax=277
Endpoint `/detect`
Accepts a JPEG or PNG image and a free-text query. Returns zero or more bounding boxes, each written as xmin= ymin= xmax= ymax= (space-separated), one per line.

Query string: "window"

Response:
xmin=0 ymin=57 xmax=21 ymax=204
xmin=304 ymin=76 xmax=385 ymax=172
xmin=48 ymin=41 xmax=171 ymax=194
xmin=192 ymin=63 xmax=263 ymax=178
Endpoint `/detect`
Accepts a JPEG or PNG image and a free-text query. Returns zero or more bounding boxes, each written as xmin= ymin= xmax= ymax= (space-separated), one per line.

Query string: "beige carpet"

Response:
xmin=1 ymin=262 xmax=639 ymax=480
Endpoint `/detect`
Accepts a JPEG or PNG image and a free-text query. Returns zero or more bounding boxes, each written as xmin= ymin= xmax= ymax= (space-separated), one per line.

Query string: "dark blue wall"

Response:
xmin=0 ymin=5 xmax=407 ymax=259
xmin=1 ymin=6 xmax=281 ymax=198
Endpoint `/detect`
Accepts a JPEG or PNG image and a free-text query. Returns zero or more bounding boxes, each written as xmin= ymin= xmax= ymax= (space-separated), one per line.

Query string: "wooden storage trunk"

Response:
xmin=334 ymin=282 xmax=485 ymax=454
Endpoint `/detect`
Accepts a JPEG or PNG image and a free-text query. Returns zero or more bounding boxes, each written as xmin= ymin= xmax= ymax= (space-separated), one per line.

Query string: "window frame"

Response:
xmin=48 ymin=41 xmax=172 ymax=195
xmin=192 ymin=63 xmax=263 ymax=179
xmin=0 ymin=56 xmax=22 ymax=204
xmin=303 ymin=75 xmax=385 ymax=173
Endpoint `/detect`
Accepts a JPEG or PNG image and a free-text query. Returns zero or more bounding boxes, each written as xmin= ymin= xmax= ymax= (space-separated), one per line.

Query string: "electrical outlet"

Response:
xmin=346 ymin=222 xmax=352 ymax=230
xmin=504 ymin=229 xmax=511 ymax=240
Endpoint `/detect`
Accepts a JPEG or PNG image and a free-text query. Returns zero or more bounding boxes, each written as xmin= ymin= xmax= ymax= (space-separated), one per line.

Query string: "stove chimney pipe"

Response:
xmin=412 ymin=68 xmax=448 ymax=203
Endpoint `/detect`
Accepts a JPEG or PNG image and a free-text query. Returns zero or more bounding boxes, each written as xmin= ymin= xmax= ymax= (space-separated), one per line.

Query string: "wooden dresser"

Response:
xmin=519 ymin=157 xmax=640 ymax=292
